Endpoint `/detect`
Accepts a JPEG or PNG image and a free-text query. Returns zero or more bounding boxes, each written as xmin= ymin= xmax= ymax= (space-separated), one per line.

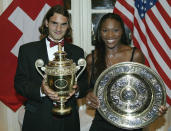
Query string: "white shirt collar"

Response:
xmin=46 ymin=38 xmax=64 ymax=61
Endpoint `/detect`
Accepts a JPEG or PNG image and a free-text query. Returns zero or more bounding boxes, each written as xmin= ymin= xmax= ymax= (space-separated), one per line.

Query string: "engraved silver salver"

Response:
xmin=94 ymin=62 xmax=166 ymax=129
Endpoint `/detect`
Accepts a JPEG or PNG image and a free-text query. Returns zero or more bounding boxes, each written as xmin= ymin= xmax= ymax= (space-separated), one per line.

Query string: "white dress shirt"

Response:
xmin=46 ymin=38 xmax=64 ymax=61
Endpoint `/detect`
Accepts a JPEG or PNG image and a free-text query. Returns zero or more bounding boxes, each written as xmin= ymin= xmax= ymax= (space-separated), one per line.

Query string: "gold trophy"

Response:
xmin=35 ymin=44 xmax=86 ymax=115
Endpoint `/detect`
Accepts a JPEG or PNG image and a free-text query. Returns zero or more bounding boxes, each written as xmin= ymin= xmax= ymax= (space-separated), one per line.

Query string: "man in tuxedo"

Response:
xmin=14 ymin=5 xmax=88 ymax=131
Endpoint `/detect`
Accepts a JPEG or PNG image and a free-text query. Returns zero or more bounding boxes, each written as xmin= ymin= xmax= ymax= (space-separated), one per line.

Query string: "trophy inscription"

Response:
xmin=35 ymin=44 xmax=86 ymax=115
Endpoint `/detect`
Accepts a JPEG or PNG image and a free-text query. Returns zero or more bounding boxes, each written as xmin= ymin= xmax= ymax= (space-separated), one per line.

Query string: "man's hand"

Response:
xmin=41 ymin=80 xmax=59 ymax=101
xmin=66 ymin=85 xmax=78 ymax=99
xmin=42 ymin=80 xmax=78 ymax=101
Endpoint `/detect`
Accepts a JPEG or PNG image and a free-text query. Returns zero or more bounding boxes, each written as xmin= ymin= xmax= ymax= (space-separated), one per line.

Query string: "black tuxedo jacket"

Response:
xmin=14 ymin=38 xmax=88 ymax=131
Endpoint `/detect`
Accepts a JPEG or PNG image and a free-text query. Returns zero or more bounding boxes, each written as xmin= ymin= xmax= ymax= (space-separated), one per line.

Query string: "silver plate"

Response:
xmin=94 ymin=62 xmax=166 ymax=129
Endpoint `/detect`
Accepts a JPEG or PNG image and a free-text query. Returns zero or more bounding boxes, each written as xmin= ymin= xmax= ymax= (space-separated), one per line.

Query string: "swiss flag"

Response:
xmin=0 ymin=0 xmax=63 ymax=112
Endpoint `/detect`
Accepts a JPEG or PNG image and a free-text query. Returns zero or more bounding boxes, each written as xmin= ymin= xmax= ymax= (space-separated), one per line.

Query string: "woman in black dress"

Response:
xmin=85 ymin=13 xmax=167 ymax=131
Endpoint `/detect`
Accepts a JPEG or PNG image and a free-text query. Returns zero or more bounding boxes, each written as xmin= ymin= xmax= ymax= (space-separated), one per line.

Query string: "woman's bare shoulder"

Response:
xmin=86 ymin=53 xmax=92 ymax=65
xmin=133 ymin=48 xmax=145 ymax=64
xmin=86 ymin=50 xmax=97 ymax=65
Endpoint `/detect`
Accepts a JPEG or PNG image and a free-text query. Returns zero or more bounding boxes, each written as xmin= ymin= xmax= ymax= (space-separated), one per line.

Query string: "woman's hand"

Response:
xmin=158 ymin=105 xmax=168 ymax=116
xmin=86 ymin=90 xmax=99 ymax=109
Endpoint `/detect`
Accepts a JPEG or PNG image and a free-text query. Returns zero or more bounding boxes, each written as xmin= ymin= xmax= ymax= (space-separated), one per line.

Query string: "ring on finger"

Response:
xmin=87 ymin=101 xmax=91 ymax=105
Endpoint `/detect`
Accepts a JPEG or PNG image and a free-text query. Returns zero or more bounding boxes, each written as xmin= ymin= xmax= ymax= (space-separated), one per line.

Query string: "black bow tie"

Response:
xmin=47 ymin=37 xmax=64 ymax=47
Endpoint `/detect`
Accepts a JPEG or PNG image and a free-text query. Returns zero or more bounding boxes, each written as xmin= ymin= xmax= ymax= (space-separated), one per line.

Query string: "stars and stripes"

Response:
xmin=114 ymin=0 xmax=171 ymax=106
xmin=135 ymin=0 xmax=158 ymax=18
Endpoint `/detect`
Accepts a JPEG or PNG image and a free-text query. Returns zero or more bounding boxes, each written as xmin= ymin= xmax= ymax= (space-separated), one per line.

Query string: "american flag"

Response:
xmin=114 ymin=0 xmax=171 ymax=106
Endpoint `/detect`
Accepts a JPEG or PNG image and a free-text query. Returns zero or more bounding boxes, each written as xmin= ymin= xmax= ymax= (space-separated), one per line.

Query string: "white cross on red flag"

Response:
xmin=0 ymin=0 xmax=63 ymax=111
xmin=114 ymin=0 xmax=171 ymax=106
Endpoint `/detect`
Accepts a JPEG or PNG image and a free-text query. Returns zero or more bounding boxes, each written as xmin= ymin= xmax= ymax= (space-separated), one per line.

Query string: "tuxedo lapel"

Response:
xmin=38 ymin=38 xmax=49 ymax=65
xmin=64 ymin=43 xmax=72 ymax=59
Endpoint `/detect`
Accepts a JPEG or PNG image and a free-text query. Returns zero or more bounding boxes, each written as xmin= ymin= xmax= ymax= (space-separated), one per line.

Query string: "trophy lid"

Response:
xmin=47 ymin=44 xmax=73 ymax=67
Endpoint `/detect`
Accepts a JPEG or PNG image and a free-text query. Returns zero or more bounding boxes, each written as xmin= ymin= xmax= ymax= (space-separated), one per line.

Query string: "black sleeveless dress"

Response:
xmin=89 ymin=48 xmax=143 ymax=131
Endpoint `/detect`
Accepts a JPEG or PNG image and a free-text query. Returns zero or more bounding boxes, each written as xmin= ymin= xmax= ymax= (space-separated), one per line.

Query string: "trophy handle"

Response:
xmin=75 ymin=58 xmax=87 ymax=83
xmin=35 ymin=59 xmax=46 ymax=79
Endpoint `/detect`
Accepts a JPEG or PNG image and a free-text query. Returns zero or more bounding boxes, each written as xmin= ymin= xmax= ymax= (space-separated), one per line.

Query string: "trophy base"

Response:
xmin=52 ymin=106 xmax=72 ymax=115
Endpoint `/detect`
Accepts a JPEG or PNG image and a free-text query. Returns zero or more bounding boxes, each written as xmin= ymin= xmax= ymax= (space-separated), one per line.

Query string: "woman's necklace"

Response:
xmin=106 ymin=54 xmax=114 ymax=67
xmin=106 ymin=43 xmax=120 ymax=67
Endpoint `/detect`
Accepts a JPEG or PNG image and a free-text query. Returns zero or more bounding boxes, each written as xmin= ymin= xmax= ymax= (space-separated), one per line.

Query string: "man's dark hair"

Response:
xmin=39 ymin=5 xmax=72 ymax=40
